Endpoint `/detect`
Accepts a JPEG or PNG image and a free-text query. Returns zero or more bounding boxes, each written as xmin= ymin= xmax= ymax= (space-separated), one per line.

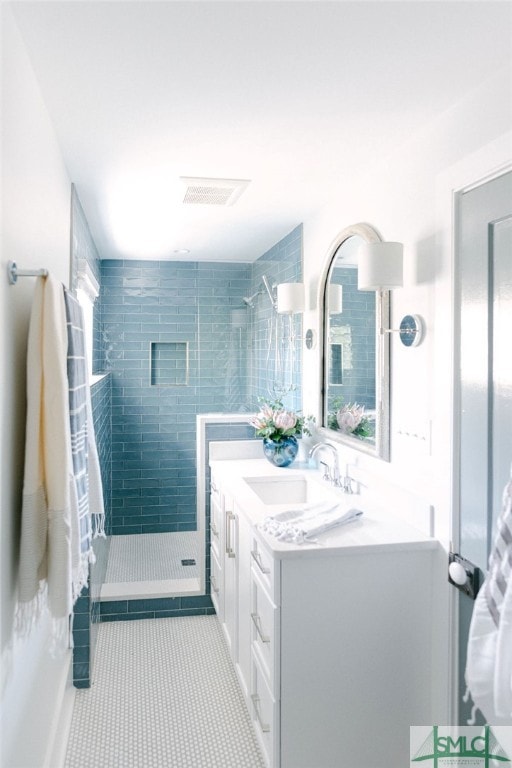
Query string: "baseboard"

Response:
xmin=44 ymin=653 xmax=75 ymax=768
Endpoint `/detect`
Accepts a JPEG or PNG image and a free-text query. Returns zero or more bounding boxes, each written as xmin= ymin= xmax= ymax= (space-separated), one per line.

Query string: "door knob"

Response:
xmin=448 ymin=560 xmax=468 ymax=586
xmin=448 ymin=552 xmax=481 ymax=599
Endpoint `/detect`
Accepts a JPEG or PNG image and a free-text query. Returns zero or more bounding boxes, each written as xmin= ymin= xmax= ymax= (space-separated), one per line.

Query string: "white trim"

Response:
xmin=100 ymin=578 xmax=201 ymax=600
xmin=90 ymin=372 xmax=109 ymax=387
xmin=435 ymin=131 xmax=512 ymax=726
xmin=44 ymin=658 xmax=75 ymax=768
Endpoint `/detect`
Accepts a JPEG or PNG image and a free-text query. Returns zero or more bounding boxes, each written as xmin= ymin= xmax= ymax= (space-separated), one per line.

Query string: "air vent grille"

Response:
xmin=180 ymin=176 xmax=250 ymax=206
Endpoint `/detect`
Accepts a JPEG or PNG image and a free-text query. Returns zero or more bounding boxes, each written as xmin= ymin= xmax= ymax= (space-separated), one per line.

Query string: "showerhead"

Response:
xmin=242 ymin=289 xmax=262 ymax=308
xmin=243 ymin=277 xmax=277 ymax=310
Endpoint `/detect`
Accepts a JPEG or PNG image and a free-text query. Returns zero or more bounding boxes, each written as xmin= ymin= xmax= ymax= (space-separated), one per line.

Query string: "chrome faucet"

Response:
xmin=308 ymin=442 xmax=356 ymax=493
xmin=309 ymin=442 xmax=341 ymax=487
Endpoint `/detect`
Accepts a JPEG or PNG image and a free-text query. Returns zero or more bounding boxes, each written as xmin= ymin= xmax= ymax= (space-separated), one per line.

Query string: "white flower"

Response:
xmin=274 ymin=410 xmax=297 ymax=431
xmin=336 ymin=404 xmax=365 ymax=434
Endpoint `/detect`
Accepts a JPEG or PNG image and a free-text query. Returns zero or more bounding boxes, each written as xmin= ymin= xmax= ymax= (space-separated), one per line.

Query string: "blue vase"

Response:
xmin=262 ymin=436 xmax=299 ymax=468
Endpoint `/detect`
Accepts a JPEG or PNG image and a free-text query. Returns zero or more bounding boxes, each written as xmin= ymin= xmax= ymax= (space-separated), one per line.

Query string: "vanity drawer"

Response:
xmin=251 ymin=565 xmax=279 ymax=695
xmin=250 ymin=533 xmax=279 ymax=602
xmin=210 ymin=547 xmax=223 ymax=619
xmin=251 ymin=652 xmax=279 ymax=768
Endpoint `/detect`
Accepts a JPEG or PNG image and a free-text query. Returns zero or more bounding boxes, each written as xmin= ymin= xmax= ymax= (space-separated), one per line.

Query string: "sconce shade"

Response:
xmin=357 ymin=242 xmax=404 ymax=291
xmin=277 ymin=282 xmax=305 ymax=313
xmin=328 ymin=283 xmax=343 ymax=314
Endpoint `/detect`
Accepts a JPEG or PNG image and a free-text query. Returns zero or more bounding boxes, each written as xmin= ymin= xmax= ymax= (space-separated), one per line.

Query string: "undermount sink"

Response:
xmin=243 ymin=474 xmax=336 ymax=506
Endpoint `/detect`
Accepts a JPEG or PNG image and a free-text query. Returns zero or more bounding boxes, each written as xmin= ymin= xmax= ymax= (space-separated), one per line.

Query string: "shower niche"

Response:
xmin=150 ymin=341 xmax=189 ymax=387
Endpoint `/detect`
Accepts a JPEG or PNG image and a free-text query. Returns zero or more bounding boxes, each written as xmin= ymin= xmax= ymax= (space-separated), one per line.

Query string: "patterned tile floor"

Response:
xmin=64 ymin=616 xmax=266 ymax=768
xmin=105 ymin=532 xmax=199 ymax=582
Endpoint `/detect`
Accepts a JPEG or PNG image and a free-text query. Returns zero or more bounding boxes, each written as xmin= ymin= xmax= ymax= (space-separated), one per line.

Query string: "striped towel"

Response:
xmin=465 ymin=466 xmax=512 ymax=723
xmin=64 ymin=289 xmax=96 ymax=596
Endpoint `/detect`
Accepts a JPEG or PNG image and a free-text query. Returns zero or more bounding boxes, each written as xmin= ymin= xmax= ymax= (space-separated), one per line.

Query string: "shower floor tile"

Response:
xmin=64 ymin=615 xmax=265 ymax=768
xmin=105 ymin=532 xmax=199 ymax=582
xmin=101 ymin=532 xmax=201 ymax=600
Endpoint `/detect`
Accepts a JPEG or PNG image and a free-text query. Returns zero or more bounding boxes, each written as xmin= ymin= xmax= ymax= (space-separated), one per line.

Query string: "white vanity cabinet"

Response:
xmin=247 ymin=528 xmax=436 ymax=768
xmin=210 ymin=458 xmax=439 ymax=768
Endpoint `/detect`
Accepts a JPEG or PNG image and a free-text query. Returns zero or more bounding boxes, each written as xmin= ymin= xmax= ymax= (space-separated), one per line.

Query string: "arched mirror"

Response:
xmin=318 ymin=223 xmax=390 ymax=460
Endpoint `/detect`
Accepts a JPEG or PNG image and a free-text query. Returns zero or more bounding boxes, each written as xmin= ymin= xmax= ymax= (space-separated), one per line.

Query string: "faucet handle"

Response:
xmin=342 ymin=476 xmax=354 ymax=494
xmin=319 ymin=461 xmax=331 ymax=483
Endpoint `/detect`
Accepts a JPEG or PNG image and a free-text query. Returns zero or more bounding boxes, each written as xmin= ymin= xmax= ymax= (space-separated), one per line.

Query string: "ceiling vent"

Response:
xmin=180 ymin=176 xmax=250 ymax=206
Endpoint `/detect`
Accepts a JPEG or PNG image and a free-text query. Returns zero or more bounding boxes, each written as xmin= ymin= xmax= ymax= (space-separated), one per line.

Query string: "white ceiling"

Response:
xmin=11 ymin=1 xmax=512 ymax=262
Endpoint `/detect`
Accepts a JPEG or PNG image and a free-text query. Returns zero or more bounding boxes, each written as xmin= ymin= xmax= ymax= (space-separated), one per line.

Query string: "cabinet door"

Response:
xmin=222 ymin=492 xmax=238 ymax=661
xmin=236 ymin=508 xmax=252 ymax=702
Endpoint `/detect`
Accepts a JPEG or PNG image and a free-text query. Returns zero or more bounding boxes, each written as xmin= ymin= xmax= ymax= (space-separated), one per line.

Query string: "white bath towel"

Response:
xmin=260 ymin=502 xmax=363 ymax=544
xmin=465 ymin=466 xmax=512 ymax=724
xmin=16 ymin=276 xmax=103 ymax=646
xmin=17 ymin=276 xmax=74 ymax=638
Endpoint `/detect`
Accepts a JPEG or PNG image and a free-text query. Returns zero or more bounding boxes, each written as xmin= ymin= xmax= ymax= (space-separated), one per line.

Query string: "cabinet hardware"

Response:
xmin=251 ymin=694 xmax=270 ymax=733
xmin=211 ymin=480 xmax=218 ymax=493
xmin=211 ymin=575 xmax=219 ymax=594
xmin=226 ymin=511 xmax=236 ymax=558
xmin=211 ymin=521 xmax=219 ymax=537
xmin=251 ymin=549 xmax=270 ymax=574
xmin=251 ymin=612 xmax=270 ymax=643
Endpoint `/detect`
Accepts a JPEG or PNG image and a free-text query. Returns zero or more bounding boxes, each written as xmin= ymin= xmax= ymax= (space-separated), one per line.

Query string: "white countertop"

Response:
xmin=210 ymin=456 xmax=437 ymax=559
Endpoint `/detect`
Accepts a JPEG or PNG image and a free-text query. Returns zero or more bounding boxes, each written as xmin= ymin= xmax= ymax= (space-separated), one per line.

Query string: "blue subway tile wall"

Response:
xmin=101 ymin=260 xmax=252 ymax=535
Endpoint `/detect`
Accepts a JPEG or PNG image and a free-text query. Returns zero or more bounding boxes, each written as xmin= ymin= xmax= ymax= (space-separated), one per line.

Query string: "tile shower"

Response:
xmin=79 ymin=200 xmax=303 ymax=685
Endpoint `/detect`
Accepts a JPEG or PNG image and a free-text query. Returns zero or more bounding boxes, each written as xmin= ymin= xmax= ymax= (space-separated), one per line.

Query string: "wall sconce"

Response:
xmin=357 ymin=241 xmax=404 ymax=290
xmin=277 ymin=283 xmax=305 ymax=314
xmin=357 ymin=241 xmax=424 ymax=346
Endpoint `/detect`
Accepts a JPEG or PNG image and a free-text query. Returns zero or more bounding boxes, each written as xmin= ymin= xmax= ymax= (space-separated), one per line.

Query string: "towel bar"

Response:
xmin=7 ymin=260 xmax=48 ymax=285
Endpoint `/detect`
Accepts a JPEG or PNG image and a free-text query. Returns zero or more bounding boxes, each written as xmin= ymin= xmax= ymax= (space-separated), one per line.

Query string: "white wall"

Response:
xmin=1 ymin=6 xmax=74 ymax=766
xmin=302 ymin=66 xmax=512 ymax=720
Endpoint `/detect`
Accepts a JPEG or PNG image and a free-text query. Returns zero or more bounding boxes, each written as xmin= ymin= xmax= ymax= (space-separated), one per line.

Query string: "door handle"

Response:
xmin=448 ymin=552 xmax=481 ymax=599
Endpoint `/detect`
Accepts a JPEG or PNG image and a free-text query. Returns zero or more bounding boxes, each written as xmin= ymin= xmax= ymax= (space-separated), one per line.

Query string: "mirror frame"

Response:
xmin=317 ymin=223 xmax=390 ymax=461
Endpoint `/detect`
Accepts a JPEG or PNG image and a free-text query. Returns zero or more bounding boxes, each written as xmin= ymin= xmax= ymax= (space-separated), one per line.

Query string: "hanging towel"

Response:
xmin=17 ymin=276 xmax=74 ymax=636
xmin=465 ymin=466 xmax=512 ymax=724
xmin=63 ymin=288 xmax=105 ymax=595
xmin=260 ymin=502 xmax=363 ymax=544
xmin=16 ymin=277 xmax=104 ymax=645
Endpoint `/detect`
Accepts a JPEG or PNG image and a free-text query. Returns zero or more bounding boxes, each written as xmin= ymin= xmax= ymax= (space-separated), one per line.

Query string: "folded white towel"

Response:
xmin=260 ymin=503 xmax=363 ymax=544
